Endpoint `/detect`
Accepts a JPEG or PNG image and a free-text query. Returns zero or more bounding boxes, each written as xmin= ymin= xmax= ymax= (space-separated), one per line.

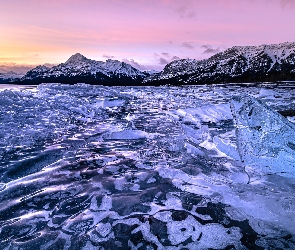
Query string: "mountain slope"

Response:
xmin=144 ymin=42 xmax=295 ymax=85
xmin=20 ymin=53 xmax=148 ymax=85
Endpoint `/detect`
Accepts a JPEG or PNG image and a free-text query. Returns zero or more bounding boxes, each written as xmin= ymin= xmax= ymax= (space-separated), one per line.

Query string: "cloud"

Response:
xmin=159 ymin=58 xmax=169 ymax=65
xmin=0 ymin=61 xmax=59 ymax=74
xmin=43 ymin=63 xmax=57 ymax=68
xmin=0 ymin=68 xmax=7 ymax=73
xmin=182 ymin=42 xmax=194 ymax=50
xmin=172 ymin=56 xmax=181 ymax=60
xmin=201 ymin=44 xmax=221 ymax=54
xmin=280 ymin=0 xmax=295 ymax=8
xmin=154 ymin=52 xmax=181 ymax=66
xmin=102 ymin=54 xmax=115 ymax=59
xmin=155 ymin=52 xmax=174 ymax=58
xmin=122 ymin=59 xmax=146 ymax=70
xmin=0 ymin=63 xmax=35 ymax=74
xmin=175 ymin=0 xmax=196 ymax=18
xmin=162 ymin=52 xmax=170 ymax=57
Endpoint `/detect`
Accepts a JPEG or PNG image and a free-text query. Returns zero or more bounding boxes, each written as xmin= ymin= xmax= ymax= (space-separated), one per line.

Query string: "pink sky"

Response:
xmin=1 ymin=0 xmax=295 ymax=71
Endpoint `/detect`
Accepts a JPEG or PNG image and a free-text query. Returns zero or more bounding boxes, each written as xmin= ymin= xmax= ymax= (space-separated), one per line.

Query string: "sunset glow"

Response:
xmin=1 ymin=0 xmax=295 ymax=71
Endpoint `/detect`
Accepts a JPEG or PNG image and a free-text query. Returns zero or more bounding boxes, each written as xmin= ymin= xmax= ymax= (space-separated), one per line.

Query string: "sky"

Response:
xmin=1 ymin=0 xmax=295 ymax=73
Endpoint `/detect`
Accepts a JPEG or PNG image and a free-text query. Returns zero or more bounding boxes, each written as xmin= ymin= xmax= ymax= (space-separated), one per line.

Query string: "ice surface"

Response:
xmin=231 ymin=95 xmax=295 ymax=177
xmin=0 ymin=83 xmax=295 ymax=249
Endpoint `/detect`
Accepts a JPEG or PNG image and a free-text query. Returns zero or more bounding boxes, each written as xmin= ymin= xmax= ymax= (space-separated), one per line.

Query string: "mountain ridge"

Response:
xmin=144 ymin=42 xmax=295 ymax=85
xmin=1 ymin=42 xmax=295 ymax=85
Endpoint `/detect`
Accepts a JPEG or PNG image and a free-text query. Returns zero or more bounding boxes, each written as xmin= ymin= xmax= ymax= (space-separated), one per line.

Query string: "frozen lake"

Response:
xmin=0 ymin=83 xmax=295 ymax=249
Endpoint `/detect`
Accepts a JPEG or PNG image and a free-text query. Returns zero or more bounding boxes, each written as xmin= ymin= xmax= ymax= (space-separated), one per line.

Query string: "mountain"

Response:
xmin=0 ymin=71 xmax=24 ymax=83
xmin=20 ymin=53 xmax=148 ymax=85
xmin=3 ymin=42 xmax=295 ymax=85
xmin=144 ymin=42 xmax=295 ymax=85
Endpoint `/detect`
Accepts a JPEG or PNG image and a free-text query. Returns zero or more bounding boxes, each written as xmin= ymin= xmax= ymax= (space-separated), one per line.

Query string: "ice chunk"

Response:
xmin=213 ymin=136 xmax=240 ymax=160
xmin=181 ymin=124 xmax=209 ymax=143
xmin=231 ymin=95 xmax=295 ymax=177
xmin=258 ymin=88 xmax=278 ymax=98
xmin=172 ymin=103 xmax=232 ymax=124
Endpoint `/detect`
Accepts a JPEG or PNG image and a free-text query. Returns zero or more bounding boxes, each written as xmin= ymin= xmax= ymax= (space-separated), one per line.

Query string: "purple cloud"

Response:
xmin=172 ymin=56 xmax=181 ymax=60
xmin=175 ymin=0 xmax=196 ymax=18
xmin=102 ymin=54 xmax=115 ymax=59
xmin=159 ymin=57 xmax=169 ymax=65
xmin=162 ymin=52 xmax=170 ymax=57
xmin=154 ymin=52 xmax=181 ymax=66
xmin=182 ymin=42 xmax=194 ymax=50
xmin=0 ymin=63 xmax=35 ymax=74
xmin=201 ymin=44 xmax=221 ymax=54
xmin=280 ymin=0 xmax=295 ymax=8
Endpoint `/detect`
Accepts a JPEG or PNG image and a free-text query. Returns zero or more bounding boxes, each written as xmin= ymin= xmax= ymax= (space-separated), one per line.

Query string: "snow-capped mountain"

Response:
xmin=144 ymin=42 xmax=295 ymax=85
xmin=0 ymin=71 xmax=24 ymax=83
xmin=21 ymin=53 xmax=149 ymax=85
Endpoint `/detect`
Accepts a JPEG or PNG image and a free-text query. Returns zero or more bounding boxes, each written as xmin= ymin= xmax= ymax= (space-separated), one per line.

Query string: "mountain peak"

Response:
xmin=65 ymin=53 xmax=88 ymax=64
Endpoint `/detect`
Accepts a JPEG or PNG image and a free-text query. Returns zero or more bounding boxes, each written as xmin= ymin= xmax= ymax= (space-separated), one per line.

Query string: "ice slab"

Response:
xmin=231 ymin=95 xmax=295 ymax=177
xmin=213 ymin=136 xmax=240 ymax=160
